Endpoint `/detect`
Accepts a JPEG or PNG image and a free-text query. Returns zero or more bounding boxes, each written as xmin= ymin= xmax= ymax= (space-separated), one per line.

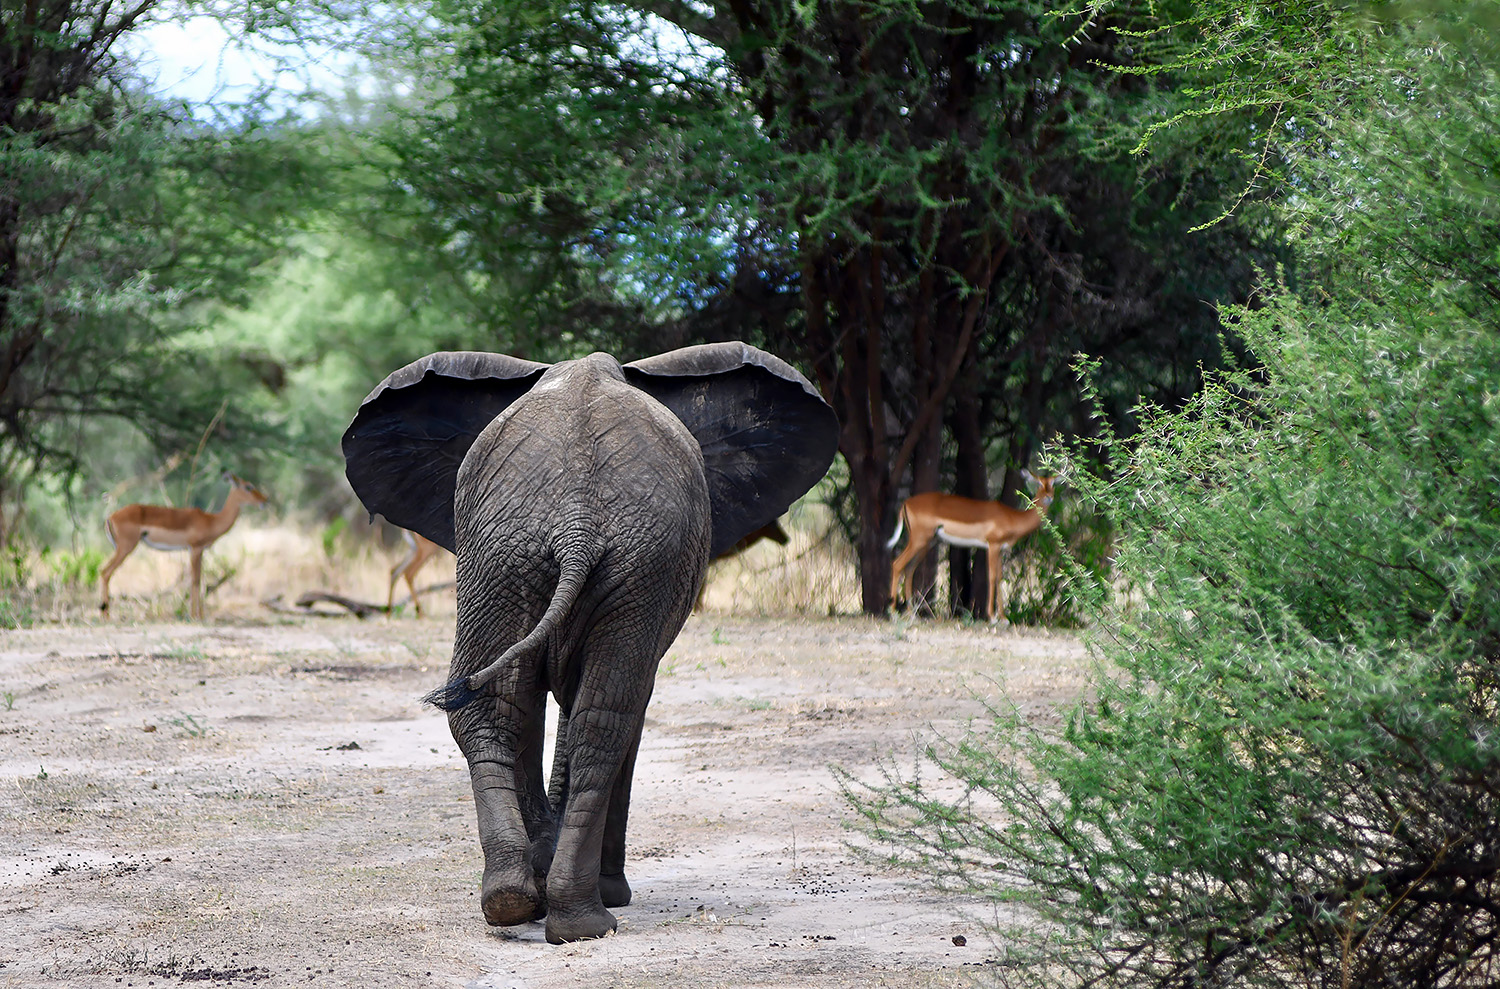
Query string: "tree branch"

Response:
xmin=624 ymin=0 xmax=738 ymax=50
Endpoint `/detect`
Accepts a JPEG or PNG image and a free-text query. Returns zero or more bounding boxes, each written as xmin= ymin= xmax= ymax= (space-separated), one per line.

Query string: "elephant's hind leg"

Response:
xmin=450 ymin=689 xmax=550 ymax=926
xmin=542 ymin=645 xmax=656 ymax=943
xmin=598 ymin=729 xmax=642 ymax=909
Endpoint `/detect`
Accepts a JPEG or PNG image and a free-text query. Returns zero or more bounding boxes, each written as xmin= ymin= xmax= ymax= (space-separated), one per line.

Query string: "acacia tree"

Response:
xmin=0 ymin=0 xmax=334 ymax=541
xmin=381 ymin=0 xmax=1265 ymax=614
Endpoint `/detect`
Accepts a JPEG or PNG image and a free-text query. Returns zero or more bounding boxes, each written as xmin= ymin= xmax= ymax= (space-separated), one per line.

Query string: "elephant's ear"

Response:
xmin=624 ymin=342 xmax=840 ymax=557
xmin=342 ymin=352 xmax=549 ymax=551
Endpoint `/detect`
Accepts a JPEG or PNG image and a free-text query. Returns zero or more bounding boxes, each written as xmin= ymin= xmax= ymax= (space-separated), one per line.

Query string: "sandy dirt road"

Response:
xmin=0 ymin=613 xmax=1086 ymax=988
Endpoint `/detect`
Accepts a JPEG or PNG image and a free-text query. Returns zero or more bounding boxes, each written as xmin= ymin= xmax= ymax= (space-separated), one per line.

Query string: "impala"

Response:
xmin=887 ymin=471 xmax=1056 ymax=621
xmin=99 ymin=471 xmax=270 ymax=620
xmin=722 ymin=519 xmax=790 ymax=558
xmin=388 ymin=529 xmax=443 ymax=617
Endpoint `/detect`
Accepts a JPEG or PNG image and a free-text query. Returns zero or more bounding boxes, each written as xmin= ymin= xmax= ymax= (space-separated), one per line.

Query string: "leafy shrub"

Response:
xmin=44 ymin=547 xmax=107 ymax=589
xmin=320 ymin=517 xmax=348 ymax=559
xmin=850 ymin=294 xmax=1500 ymax=988
xmin=0 ymin=543 xmax=31 ymax=590
xmin=1001 ymin=495 xmax=1113 ymax=628
xmin=0 ymin=600 xmax=35 ymax=629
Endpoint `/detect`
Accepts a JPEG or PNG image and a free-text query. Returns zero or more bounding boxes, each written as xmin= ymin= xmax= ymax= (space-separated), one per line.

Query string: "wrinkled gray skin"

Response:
xmin=449 ymin=354 xmax=710 ymax=943
xmin=343 ymin=341 xmax=838 ymax=943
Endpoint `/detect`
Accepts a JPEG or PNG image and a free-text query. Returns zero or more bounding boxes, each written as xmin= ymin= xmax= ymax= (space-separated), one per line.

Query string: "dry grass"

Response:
xmin=9 ymin=518 xmax=457 ymax=624
xmin=7 ymin=512 xmax=864 ymax=623
xmin=697 ymin=511 xmax=863 ymax=616
xmin=7 ymin=508 xmax=1084 ymax=626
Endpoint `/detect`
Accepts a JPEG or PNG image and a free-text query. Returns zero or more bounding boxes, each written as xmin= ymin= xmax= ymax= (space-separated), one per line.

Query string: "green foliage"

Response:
xmin=320 ymin=516 xmax=348 ymax=559
xmin=850 ymin=9 xmax=1500 ymax=985
xmin=854 ymin=294 xmax=1500 ymax=987
xmin=0 ymin=543 xmax=32 ymax=590
xmin=373 ymin=0 xmax=1278 ymax=611
xmin=185 ymin=226 xmax=498 ymax=517
xmin=0 ymin=600 xmax=36 ymax=630
xmin=1001 ymin=497 xmax=1113 ymax=629
xmin=0 ymin=1 xmax=354 ymax=541
xmin=0 ymin=89 xmax=308 ymax=498
xmin=42 ymin=547 xmax=107 ymax=590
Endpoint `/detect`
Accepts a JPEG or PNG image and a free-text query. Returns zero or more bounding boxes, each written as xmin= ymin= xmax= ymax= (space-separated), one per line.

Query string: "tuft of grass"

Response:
xmin=696 ymin=504 xmax=861 ymax=616
xmin=166 ymin=713 xmax=208 ymax=738
xmin=43 ymin=547 xmax=108 ymax=589
xmin=320 ymin=517 xmax=349 ymax=559
xmin=0 ymin=599 xmax=35 ymax=628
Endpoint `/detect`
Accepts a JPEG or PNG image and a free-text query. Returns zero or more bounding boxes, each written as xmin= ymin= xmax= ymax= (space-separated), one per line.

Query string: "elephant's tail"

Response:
xmin=424 ymin=550 xmax=595 ymax=712
xmin=885 ymin=506 xmax=906 ymax=550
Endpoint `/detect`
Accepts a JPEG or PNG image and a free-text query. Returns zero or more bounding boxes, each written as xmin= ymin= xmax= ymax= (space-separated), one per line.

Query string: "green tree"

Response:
xmin=378 ymin=0 xmax=1270 ymax=614
xmin=0 ymin=1 xmax=332 ymax=542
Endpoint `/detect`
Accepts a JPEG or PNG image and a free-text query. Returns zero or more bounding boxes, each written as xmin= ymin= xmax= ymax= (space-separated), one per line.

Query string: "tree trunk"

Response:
xmin=908 ymin=413 xmax=943 ymax=615
xmin=949 ymin=380 xmax=989 ymax=618
xmin=798 ymin=246 xmax=896 ymax=615
xmin=854 ymin=473 xmax=893 ymax=615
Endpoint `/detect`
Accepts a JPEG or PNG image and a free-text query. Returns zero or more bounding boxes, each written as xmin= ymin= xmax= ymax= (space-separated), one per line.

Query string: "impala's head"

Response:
xmin=221 ymin=470 xmax=271 ymax=507
xmin=1020 ymin=469 xmax=1057 ymax=511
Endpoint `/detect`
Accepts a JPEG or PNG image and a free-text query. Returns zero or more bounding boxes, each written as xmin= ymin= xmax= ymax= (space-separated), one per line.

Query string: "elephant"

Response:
xmin=341 ymin=343 xmax=839 ymax=943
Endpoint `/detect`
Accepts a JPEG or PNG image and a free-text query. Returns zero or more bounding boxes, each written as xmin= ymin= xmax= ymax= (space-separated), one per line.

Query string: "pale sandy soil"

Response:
xmin=0 ymin=606 xmax=1088 ymax=989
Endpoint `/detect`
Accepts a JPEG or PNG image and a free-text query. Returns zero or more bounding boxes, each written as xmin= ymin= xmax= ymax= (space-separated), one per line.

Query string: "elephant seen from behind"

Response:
xmin=342 ymin=343 xmax=838 ymax=943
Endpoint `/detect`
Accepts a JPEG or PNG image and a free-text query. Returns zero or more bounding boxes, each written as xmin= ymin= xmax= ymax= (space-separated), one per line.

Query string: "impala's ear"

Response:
xmin=624 ymin=342 xmax=840 ymax=557
xmin=1021 ymin=468 xmax=1036 ymax=486
xmin=342 ymin=352 xmax=549 ymax=551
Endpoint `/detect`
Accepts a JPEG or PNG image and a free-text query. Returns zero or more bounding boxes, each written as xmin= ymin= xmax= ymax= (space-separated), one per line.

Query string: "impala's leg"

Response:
xmin=889 ymin=537 xmax=926 ymax=611
xmin=189 ymin=547 xmax=205 ymax=620
xmin=402 ymin=539 xmax=436 ymax=617
xmin=405 ymin=570 xmax=424 ymax=618
xmin=405 ymin=551 xmax=428 ymax=618
xmin=986 ymin=542 xmax=1003 ymax=624
xmin=98 ymin=523 xmax=141 ymax=613
xmin=387 ymin=537 xmax=416 ymax=614
xmin=386 ymin=563 xmax=404 ymax=613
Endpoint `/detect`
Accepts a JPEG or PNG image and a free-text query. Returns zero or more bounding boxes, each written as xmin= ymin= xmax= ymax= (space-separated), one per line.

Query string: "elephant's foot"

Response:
xmin=544 ymin=901 xmax=617 ymax=944
xmin=481 ymin=872 xmax=545 ymax=927
xmin=598 ymin=872 xmax=631 ymax=908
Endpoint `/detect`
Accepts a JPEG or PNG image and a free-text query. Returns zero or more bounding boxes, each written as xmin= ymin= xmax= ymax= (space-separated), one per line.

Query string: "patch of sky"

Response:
xmin=122 ymin=12 xmax=372 ymax=117
xmin=124 ymin=6 xmax=717 ymax=118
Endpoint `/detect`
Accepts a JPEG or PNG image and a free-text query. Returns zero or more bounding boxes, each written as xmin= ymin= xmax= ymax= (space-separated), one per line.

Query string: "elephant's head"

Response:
xmin=342 ymin=342 xmax=840 ymax=558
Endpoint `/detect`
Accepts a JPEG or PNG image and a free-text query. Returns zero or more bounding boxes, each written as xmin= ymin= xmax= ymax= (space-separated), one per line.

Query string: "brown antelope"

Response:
xmin=722 ymin=519 xmax=790 ymax=557
xmin=388 ymin=529 xmax=443 ymax=617
xmin=887 ymin=471 xmax=1056 ymax=621
xmin=99 ymin=472 xmax=270 ymax=620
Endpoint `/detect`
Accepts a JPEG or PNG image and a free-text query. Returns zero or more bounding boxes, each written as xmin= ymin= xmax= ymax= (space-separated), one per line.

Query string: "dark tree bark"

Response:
xmin=948 ymin=375 xmax=989 ymax=617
